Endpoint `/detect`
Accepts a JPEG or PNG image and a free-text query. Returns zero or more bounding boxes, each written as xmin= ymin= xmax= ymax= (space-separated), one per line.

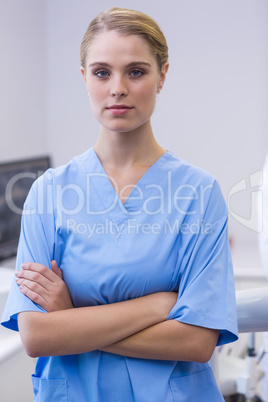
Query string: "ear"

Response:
xmin=157 ymin=62 xmax=169 ymax=93
xmin=80 ymin=66 xmax=87 ymax=84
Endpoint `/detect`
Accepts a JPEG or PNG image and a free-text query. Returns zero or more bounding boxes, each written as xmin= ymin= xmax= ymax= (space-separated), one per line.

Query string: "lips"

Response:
xmin=107 ymin=105 xmax=134 ymax=116
xmin=107 ymin=105 xmax=133 ymax=110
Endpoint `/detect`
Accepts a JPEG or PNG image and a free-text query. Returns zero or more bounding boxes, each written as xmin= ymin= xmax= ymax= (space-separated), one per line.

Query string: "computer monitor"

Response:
xmin=0 ymin=156 xmax=51 ymax=261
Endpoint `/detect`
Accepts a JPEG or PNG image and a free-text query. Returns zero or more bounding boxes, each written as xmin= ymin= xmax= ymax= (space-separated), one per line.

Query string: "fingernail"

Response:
xmin=21 ymin=263 xmax=27 ymax=269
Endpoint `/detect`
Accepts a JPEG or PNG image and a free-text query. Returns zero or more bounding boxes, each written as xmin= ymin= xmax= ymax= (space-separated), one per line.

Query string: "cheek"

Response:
xmin=88 ymin=84 xmax=105 ymax=110
xmin=136 ymin=83 xmax=157 ymax=107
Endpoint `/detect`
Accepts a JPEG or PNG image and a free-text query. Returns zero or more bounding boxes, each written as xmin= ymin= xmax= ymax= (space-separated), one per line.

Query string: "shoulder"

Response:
xmin=166 ymin=151 xmax=216 ymax=185
xmin=48 ymin=148 xmax=94 ymax=182
xmin=165 ymin=151 xmax=227 ymax=220
xmin=33 ymin=148 xmax=94 ymax=188
xmin=24 ymin=148 xmax=94 ymax=207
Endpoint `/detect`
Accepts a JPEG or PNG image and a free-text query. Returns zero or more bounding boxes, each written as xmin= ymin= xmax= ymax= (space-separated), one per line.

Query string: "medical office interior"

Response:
xmin=0 ymin=0 xmax=268 ymax=401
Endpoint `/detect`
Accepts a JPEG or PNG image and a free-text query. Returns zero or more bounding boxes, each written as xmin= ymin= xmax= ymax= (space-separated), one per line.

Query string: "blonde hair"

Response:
xmin=80 ymin=7 xmax=168 ymax=72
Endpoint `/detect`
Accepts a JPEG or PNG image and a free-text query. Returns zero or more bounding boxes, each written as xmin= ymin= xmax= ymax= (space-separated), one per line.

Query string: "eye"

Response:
xmin=129 ymin=69 xmax=144 ymax=78
xmin=94 ymin=70 xmax=110 ymax=78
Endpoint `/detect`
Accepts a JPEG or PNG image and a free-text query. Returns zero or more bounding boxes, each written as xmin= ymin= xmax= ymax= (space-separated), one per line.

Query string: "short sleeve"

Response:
xmin=1 ymin=172 xmax=55 ymax=331
xmin=167 ymin=180 xmax=238 ymax=346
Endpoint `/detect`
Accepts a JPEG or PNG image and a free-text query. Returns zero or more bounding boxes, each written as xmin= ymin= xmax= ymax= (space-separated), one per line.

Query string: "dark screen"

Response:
xmin=0 ymin=156 xmax=51 ymax=260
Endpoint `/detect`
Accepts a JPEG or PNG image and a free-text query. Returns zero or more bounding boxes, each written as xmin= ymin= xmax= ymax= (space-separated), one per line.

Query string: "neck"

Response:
xmin=94 ymin=122 xmax=166 ymax=169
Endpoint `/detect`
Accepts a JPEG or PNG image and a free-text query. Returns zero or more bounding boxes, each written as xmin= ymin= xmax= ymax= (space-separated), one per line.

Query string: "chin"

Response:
xmin=102 ymin=118 xmax=152 ymax=135
xmin=101 ymin=122 xmax=141 ymax=134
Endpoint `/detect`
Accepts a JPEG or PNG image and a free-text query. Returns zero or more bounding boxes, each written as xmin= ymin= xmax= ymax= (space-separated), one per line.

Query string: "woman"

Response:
xmin=1 ymin=7 xmax=238 ymax=401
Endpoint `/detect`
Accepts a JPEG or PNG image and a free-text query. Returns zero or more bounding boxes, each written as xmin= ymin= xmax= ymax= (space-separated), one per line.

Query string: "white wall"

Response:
xmin=0 ymin=0 xmax=48 ymax=162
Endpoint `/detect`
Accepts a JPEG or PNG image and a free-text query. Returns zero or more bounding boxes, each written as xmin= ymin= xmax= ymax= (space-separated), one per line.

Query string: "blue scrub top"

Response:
xmin=1 ymin=148 xmax=238 ymax=402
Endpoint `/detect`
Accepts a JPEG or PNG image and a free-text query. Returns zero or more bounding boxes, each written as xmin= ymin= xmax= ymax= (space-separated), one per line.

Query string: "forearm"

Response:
xmin=18 ymin=292 xmax=176 ymax=357
xmin=100 ymin=320 xmax=220 ymax=363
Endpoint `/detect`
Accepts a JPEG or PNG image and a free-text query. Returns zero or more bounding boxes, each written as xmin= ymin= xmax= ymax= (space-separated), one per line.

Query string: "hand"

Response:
xmin=15 ymin=261 xmax=74 ymax=312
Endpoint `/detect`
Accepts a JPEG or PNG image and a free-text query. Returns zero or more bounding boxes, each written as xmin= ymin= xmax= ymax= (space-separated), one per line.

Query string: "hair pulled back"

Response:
xmin=80 ymin=7 xmax=168 ymax=72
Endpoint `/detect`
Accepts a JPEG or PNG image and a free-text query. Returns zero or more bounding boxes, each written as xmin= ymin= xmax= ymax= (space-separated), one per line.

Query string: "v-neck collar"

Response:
xmin=79 ymin=147 xmax=172 ymax=223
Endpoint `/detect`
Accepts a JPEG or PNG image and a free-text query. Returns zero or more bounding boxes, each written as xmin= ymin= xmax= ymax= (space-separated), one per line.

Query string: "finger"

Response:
xmin=51 ymin=260 xmax=63 ymax=279
xmin=17 ymin=277 xmax=48 ymax=296
xmin=18 ymin=283 xmax=49 ymax=311
xmin=15 ymin=269 xmax=51 ymax=291
xmin=21 ymin=262 xmax=57 ymax=282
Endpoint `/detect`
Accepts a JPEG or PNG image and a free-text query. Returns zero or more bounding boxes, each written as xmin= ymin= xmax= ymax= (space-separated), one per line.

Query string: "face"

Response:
xmin=81 ymin=30 xmax=168 ymax=135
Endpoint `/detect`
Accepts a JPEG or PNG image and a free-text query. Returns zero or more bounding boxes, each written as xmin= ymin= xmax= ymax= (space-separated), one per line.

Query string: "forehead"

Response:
xmin=87 ymin=30 xmax=156 ymax=67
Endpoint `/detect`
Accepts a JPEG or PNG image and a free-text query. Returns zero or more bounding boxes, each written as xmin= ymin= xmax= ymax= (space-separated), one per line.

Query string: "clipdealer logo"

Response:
xmin=4 ymin=169 xmax=265 ymax=233
xmin=228 ymin=170 xmax=263 ymax=233
xmin=8 ymin=171 xmax=213 ymax=218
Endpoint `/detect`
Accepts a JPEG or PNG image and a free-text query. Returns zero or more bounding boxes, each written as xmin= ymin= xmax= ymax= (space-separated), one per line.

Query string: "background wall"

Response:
xmin=0 ymin=0 xmax=48 ymax=161
xmin=1 ymin=0 xmax=268 ymax=249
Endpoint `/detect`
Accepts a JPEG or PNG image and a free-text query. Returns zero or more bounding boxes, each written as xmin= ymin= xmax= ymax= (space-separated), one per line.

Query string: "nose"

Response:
xmin=110 ymin=76 xmax=128 ymax=97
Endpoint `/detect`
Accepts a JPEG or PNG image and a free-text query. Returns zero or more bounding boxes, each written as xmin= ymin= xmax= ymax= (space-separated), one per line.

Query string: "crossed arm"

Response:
xmin=16 ymin=262 xmax=219 ymax=362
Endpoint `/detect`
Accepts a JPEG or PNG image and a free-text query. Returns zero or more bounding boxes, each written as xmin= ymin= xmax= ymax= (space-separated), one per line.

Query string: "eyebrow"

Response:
xmin=88 ymin=61 xmax=152 ymax=69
